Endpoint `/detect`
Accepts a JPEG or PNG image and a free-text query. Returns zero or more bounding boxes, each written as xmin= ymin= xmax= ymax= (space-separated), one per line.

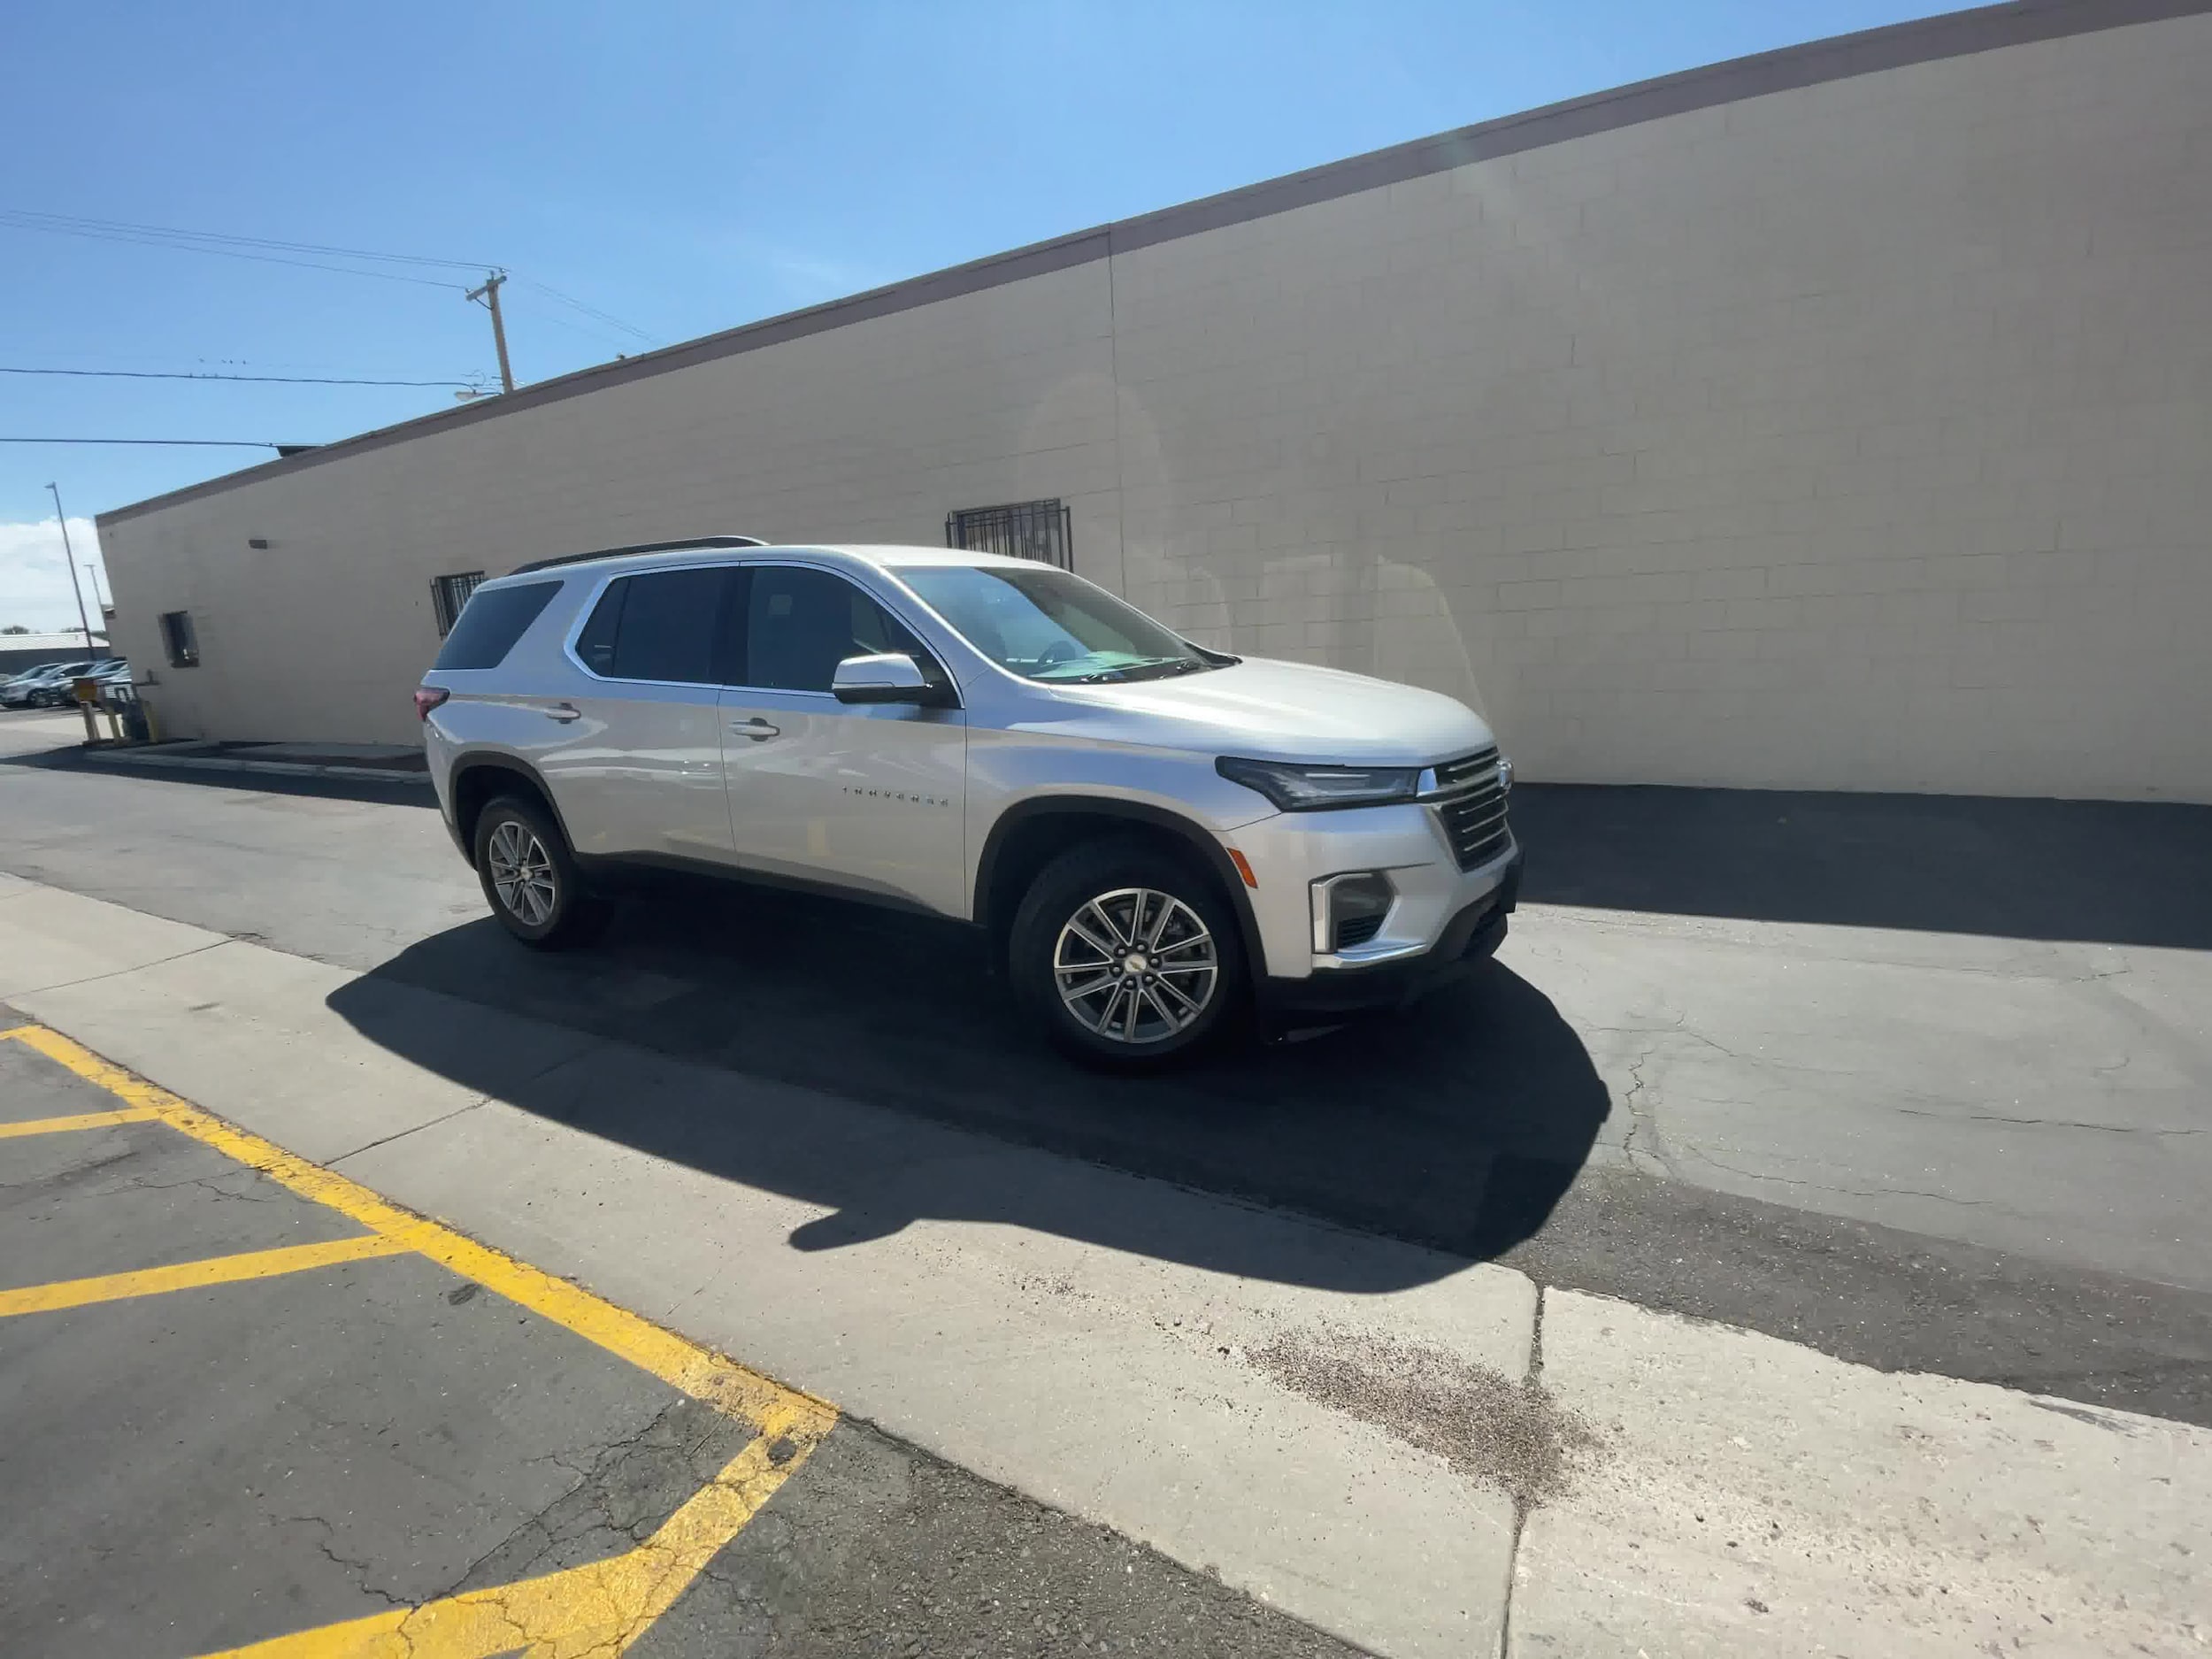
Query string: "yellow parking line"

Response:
xmin=0 ymin=1233 xmax=407 ymax=1318
xmin=0 ymin=1104 xmax=162 ymax=1139
xmin=0 ymin=1021 xmax=839 ymax=1655
xmin=2 ymin=1022 xmax=833 ymax=1437
xmin=195 ymin=1397 xmax=818 ymax=1659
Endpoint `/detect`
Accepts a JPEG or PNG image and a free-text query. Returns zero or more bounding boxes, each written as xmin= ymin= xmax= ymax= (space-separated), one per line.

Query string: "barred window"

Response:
xmin=430 ymin=571 xmax=487 ymax=637
xmin=159 ymin=611 xmax=200 ymax=668
xmin=945 ymin=499 xmax=1072 ymax=571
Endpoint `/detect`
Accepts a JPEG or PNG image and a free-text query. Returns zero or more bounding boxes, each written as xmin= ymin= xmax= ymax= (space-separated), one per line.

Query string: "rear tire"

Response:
xmin=1009 ymin=838 xmax=1244 ymax=1070
xmin=472 ymin=794 xmax=609 ymax=949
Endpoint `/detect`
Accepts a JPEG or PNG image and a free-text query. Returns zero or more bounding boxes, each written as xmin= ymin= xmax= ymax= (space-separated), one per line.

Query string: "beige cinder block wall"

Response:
xmin=96 ymin=257 xmax=1124 ymax=748
xmin=97 ymin=4 xmax=2212 ymax=797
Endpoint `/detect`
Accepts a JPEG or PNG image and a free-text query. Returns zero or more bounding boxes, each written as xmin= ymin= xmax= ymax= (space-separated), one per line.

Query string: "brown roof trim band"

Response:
xmin=99 ymin=0 xmax=2212 ymax=530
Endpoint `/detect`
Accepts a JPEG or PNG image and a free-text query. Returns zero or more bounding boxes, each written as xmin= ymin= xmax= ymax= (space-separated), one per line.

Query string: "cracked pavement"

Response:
xmin=0 ymin=1012 xmax=1362 ymax=1659
xmin=1526 ymin=906 xmax=2212 ymax=1289
xmin=2 ymin=712 xmax=2208 ymax=1428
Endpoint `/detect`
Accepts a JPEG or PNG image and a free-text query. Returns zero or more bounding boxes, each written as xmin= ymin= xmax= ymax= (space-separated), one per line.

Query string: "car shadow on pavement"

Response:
xmin=325 ymin=877 xmax=1609 ymax=1292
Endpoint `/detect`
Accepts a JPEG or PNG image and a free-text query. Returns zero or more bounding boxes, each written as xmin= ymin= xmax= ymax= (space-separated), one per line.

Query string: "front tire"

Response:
xmin=1009 ymin=839 xmax=1244 ymax=1069
xmin=472 ymin=794 xmax=606 ymax=949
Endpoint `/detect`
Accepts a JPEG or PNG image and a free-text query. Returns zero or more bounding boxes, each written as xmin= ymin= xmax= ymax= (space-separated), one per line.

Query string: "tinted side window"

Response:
xmin=575 ymin=568 xmax=732 ymax=684
xmin=743 ymin=567 xmax=927 ymax=693
xmin=433 ymin=582 xmax=560 ymax=671
xmin=573 ymin=580 xmax=627 ymax=676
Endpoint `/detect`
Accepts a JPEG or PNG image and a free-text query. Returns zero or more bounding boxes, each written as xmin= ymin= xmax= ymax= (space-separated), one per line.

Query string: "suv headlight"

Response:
xmin=1216 ymin=757 xmax=1421 ymax=812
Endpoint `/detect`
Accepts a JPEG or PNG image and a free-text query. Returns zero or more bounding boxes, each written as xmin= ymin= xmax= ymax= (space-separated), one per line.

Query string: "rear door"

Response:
xmin=718 ymin=563 xmax=966 ymax=914
xmin=535 ymin=565 xmax=740 ymax=863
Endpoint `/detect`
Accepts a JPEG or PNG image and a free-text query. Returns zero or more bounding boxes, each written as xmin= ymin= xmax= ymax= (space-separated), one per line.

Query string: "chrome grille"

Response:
xmin=1428 ymin=747 xmax=1511 ymax=871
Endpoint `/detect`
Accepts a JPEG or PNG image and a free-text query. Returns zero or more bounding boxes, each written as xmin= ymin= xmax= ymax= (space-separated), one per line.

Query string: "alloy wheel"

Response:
xmin=1053 ymin=887 xmax=1219 ymax=1045
xmin=486 ymin=819 xmax=558 ymax=928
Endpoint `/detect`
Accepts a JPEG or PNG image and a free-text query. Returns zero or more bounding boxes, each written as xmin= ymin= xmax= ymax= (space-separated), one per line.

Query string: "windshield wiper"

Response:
xmin=1060 ymin=656 xmax=1211 ymax=684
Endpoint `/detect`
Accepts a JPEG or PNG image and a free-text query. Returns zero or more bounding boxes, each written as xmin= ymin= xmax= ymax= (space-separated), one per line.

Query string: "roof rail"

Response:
xmin=511 ymin=534 xmax=767 ymax=575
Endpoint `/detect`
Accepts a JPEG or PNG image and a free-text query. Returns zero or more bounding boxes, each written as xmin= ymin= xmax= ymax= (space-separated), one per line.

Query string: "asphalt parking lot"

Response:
xmin=0 ymin=1015 xmax=1363 ymax=1659
xmin=2 ymin=709 xmax=2208 ymax=1427
xmin=4 ymin=711 xmax=2211 ymax=1654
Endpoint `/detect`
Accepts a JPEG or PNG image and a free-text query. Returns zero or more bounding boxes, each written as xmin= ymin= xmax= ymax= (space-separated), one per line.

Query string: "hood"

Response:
xmin=1029 ymin=656 xmax=1494 ymax=764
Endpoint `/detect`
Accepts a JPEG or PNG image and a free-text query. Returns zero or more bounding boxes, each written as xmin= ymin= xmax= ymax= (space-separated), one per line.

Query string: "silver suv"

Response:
xmin=416 ymin=537 xmax=1520 ymax=1065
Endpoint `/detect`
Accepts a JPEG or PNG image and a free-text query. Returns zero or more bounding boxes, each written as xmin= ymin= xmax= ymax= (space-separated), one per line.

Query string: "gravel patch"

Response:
xmin=1248 ymin=1324 xmax=1600 ymax=1507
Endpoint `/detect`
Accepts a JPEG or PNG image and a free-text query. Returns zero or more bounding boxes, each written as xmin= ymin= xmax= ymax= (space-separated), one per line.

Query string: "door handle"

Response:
xmin=544 ymin=703 xmax=582 ymax=724
xmin=731 ymin=718 xmax=780 ymax=741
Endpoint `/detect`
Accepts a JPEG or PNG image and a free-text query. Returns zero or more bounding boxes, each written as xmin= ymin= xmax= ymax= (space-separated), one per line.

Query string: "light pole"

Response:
xmin=46 ymin=483 xmax=97 ymax=657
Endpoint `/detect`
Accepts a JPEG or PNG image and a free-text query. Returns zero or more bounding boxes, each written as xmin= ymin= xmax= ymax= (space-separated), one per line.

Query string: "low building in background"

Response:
xmin=91 ymin=1 xmax=2212 ymax=801
xmin=0 ymin=632 xmax=111 ymax=678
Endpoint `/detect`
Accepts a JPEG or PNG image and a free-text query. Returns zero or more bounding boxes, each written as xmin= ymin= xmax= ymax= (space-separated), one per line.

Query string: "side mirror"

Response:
xmin=832 ymin=651 xmax=933 ymax=704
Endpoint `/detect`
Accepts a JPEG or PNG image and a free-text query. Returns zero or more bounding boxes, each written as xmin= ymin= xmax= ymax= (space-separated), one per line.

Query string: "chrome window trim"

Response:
xmin=557 ymin=556 xmax=953 ymax=699
xmin=558 ymin=559 xmax=748 ymax=691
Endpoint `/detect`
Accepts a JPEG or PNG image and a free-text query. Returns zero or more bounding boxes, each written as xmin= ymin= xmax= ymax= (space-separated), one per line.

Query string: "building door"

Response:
xmin=718 ymin=564 xmax=966 ymax=915
xmin=536 ymin=565 xmax=740 ymax=863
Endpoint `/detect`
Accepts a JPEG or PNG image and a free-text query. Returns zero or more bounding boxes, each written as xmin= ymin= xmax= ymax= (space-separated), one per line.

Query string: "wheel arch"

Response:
xmin=448 ymin=754 xmax=572 ymax=869
xmin=974 ymin=797 xmax=1264 ymax=972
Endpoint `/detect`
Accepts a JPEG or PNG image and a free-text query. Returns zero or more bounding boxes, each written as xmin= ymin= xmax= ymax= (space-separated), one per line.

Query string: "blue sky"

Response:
xmin=1 ymin=0 xmax=1967 ymax=629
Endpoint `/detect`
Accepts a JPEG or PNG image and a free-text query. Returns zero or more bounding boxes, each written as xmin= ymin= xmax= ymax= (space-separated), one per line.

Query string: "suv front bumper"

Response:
xmin=1258 ymin=846 xmax=1521 ymax=1023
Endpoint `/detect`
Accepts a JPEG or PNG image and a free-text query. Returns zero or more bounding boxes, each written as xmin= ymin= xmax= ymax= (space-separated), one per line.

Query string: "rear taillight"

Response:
xmin=412 ymin=687 xmax=449 ymax=722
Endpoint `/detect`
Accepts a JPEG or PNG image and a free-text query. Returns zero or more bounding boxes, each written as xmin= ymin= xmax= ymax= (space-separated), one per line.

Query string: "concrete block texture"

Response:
xmin=1512 ymin=1288 xmax=2212 ymax=1657
xmin=96 ymin=10 xmax=2212 ymax=798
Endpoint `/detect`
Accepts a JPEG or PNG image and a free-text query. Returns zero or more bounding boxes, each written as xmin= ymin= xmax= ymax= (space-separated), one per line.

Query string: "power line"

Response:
xmin=519 ymin=279 xmax=661 ymax=345
xmin=1 ymin=365 xmax=483 ymax=388
xmin=6 ymin=207 xmax=662 ymax=340
xmin=513 ymin=303 xmax=645 ymax=353
xmin=0 ymin=208 xmax=492 ymax=271
xmin=0 ymin=216 xmax=465 ymax=289
xmin=0 ymin=437 xmax=286 ymax=449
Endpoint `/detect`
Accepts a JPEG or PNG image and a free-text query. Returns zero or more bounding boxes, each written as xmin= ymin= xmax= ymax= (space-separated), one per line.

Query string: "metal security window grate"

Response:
xmin=430 ymin=572 xmax=487 ymax=637
xmin=946 ymin=500 xmax=1072 ymax=571
xmin=158 ymin=610 xmax=199 ymax=668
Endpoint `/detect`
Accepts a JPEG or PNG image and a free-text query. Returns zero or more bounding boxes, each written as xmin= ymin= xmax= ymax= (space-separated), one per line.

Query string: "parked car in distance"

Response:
xmin=0 ymin=664 xmax=63 ymax=706
xmin=417 ymin=540 xmax=1520 ymax=1067
xmin=1 ymin=662 xmax=96 ymax=708
xmin=41 ymin=660 xmax=127 ymax=707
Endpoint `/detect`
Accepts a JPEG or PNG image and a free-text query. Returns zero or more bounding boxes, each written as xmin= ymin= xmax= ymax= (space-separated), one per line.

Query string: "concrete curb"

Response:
xmin=76 ymin=749 xmax=431 ymax=787
xmin=2 ymin=871 xmax=2208 ymax=1658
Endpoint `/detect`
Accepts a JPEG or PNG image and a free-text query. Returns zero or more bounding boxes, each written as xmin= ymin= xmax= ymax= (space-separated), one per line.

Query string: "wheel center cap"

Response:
xmin=1123 ymin=951 xmax=1149 ymax=976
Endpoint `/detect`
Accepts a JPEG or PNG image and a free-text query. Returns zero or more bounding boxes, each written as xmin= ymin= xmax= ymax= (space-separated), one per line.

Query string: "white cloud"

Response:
xmin=0 ymin=518 xmax=110 ymax=634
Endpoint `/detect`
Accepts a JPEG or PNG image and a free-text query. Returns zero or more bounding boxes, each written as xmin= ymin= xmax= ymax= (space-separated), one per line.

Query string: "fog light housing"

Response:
xmin=1311 ymin=871 xmax=1396 ymax=954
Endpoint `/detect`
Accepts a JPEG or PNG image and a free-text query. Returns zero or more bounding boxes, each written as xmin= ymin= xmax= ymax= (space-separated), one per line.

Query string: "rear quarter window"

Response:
xmin=432 ymin=581 xmax=562 ymax=671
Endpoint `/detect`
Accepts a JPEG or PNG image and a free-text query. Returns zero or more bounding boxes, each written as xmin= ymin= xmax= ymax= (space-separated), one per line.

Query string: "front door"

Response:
xmin=718 ymin=564 xmax=966 ymax=915
xmin=535 ymin=565 xmax=739 ymax=862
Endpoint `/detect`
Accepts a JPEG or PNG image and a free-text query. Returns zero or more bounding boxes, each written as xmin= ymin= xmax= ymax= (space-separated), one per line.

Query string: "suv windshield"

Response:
xmin=893 ymin=564 xmax=1224 ymax=684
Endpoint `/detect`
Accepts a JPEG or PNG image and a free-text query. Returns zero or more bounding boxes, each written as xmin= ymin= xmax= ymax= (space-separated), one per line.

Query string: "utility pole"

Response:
xmin=466 ymin=270 xmax=516 ymax=393
xmin=46 ymin=483 xmax=96 ymax=657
